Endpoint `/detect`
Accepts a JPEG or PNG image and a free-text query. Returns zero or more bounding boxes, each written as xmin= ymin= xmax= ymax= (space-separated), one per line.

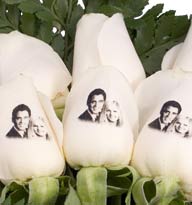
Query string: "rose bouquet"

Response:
xmin=0 ymin=0 xmax=191 ymax=204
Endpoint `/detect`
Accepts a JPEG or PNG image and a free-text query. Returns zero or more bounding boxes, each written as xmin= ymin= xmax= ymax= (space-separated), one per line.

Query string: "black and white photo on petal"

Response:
xmin=78 ymin=88 xmax=123 ymax=127
xmin=6 ymin=104 xmax=50 ymax=140
xmin=167 ymin=115 xmax=192 ymax=138
xmin=6 ymin=104 xmax=31 ymax=138
xmin=100 ymin=100 xmax=122 ymax=126
xmin=79 ymin=88 xmax=106 ymax=122
xmin=148 ymin=100 xmax=192 ymax=138
xmin=30 ymin=116 xmax=50 ymax=140
xmin=148 ymin=100 xmax=182 ymax=132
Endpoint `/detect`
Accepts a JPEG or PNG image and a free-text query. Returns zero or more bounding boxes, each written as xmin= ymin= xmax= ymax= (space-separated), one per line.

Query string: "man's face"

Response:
xmin=89 ymin=94 xmax=105 ymax=115
xmin=161 ymin=106 xmax=179 ymax=125
xmin=15 ymin=111 xmax=30 ymax=131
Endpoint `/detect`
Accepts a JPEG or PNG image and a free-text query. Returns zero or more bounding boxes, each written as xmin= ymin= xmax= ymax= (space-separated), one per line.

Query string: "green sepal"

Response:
xmin=151 ymin=176 xmax=181 ymax=205
xmin=132 ymin=176 xmax=183 ymax=205
xmin=132 ymin=177 xmax=154 ymax=205
xmin=28 ymin=177 xmax=59 ymax=205
xmin=55 ymin=107 xmax=64 ymax=121
xmin=106 ymin=165 xmax=140 ymax=201
xmin=77 ymin=167 xmax=107 ymax=205
xmin=64 ymin=184 xmax=81 ymax=205
xmin=0 ymin=181 xmax=28 ymax=205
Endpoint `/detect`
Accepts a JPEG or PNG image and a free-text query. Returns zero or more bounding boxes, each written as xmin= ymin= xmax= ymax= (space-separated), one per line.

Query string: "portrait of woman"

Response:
xmin=101 ymin=100 xmax=122 ymax=127
xmin=30 ymin=117 xmax=50 ymax=140
xmin=173 ymin=115 xmax=192 ymax=138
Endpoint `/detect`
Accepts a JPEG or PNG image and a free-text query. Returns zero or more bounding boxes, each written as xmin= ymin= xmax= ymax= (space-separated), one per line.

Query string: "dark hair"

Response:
xmin=87 ymin=88 xmax=106 ymax=106
xmin=12 ymin=104 xmax=31 ymax=124
xmin=160 ymin=100 xmax=182 ymax=116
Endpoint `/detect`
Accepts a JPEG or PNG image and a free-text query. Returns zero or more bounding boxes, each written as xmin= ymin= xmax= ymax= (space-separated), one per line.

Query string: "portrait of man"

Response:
xmin=148 ymin=100 xmax=182 ymax=132
xmin=79 ymin=88 xmax=106 ymax=122
xmin=6 ymin=104 xmax=31 ymax=138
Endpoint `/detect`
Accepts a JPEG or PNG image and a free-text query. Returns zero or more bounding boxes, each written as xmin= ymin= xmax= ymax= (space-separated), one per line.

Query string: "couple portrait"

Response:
xmin=6 ymin=104 xmax=50 ymax=140
xmin=78 ymin=88 xmax=122 ymax=127
xmin=148 ymin=100 xmax=192 ymax=138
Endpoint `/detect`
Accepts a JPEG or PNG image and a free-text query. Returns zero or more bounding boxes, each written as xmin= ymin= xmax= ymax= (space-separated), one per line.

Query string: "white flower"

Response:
xmin=0 ymin=31 xmax=71 ymax=100
xmin=0 ymin=76 xmax=64 ymax=183
xmin=135 ymin=24 xmax=192 ymax=130
xmin=63 ymin=66 xmax=137 ymax=168
xmin=132 ymin=22 xmax=192 ymax=200
xmin=72 ymin=13 xmax=145 ymax=89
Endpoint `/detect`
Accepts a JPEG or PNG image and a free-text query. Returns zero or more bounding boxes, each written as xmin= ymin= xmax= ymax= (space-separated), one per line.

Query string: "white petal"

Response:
xmin=63 ymin=66 xmax=136 ymax=168
xmin=98 ymin=13 xmax=146 ymax=89
xmin=0 ymin=76 xmax=64 ymax=182
xmin=72 ymin=14 xmax=108 ymax=83
xmin=173 ymin=23 xmax=192 ymax=72
xmin=161 ymin=43 xmax=183 ymax=71
xmin=0 ymin=31 xmax=71 ymax=99
xmin=38 ymin=92 xmax=64 ymax=149
xmin=135 ymin=70 xmax=181 ymax=130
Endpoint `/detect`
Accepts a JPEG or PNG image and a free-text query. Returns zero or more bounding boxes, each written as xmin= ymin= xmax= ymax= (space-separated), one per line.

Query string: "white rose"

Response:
xmin=0 ymin=76 xmax=64 ymax=183
xmin=135 ymin=23 xmax=192 ymax=130
xmin=0 ymin=31 xmax=71 ymax=100
xmin=132 ymin=22 xmax=192 ymax=200
xmin=63 ymin=66 xmax=137 ymax=168
xmin=72 ymin=13 xmax=145 ymax=89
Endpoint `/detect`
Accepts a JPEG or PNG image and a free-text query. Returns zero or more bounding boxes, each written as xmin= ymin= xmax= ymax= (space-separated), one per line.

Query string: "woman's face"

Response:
xmin=33 ymin=119 xmax=47 ymax=137
xmin=175 ymin=116 xmax=190 ymax=134
xmin=106 ymin=103 xmax=119 ymax=123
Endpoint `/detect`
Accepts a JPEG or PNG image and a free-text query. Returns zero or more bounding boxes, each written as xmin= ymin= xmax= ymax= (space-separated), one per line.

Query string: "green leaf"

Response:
xmin=37 ymin=22 xmax=53 ymax=43
xmin=77 ymin=167 xmax=107 ymax=205
xmin=43 ymin=0 xmax=54 ymax=9
xmin=64 ymin=184 xmax=81 ymax=205
xmin=120 ymin=0 xmax=149 ymax=17
xmin=131 ymin=17 xmax=156 ymax=55
xmin=99 ymin=4 xmax=123 ymax=17
xmin=52 ymin=0 xmax=68 ymax=25
xmin=2 ymin=0 xmax=25 ymax=4
xmin=0 ymin=181 xmax=27 ymax=205
xmin=140 ymin=35 xmax=185 ymax=75
xmin=67 ymin=4 xmax=84 ymax=39
xmin=85 ymin=0 xmax=149 ymax=18
xmin=36 ymin=10 xmax=55 ymax=22
xmin=28 ymin=177 xmax=59 ymax=205
xmin=6 ymin=4 xmax=20 ymax=29
xmin=20 ymin=13 xmax=36 ymax=36
xmin=18 ymin=0 xmax=43 ymax=14
xmin=143 ymin=4 xmax=164 ymax=18
xmin=132 ymin=8 xmax=190 ymax=75
xmin=3 ymin=189 xmax=28 ymax=205
xmin=0 ymin=1 xmax=16 ymax=31
xmin=51 ymin=34 xmax=65 ymax=58
xmin=155 ymin=11 xmax=176 ymax=46
xmin=171 ymin=15 xmax=190 ymax=39
xmin=84 ymin=0 xmax=106 ymax=13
